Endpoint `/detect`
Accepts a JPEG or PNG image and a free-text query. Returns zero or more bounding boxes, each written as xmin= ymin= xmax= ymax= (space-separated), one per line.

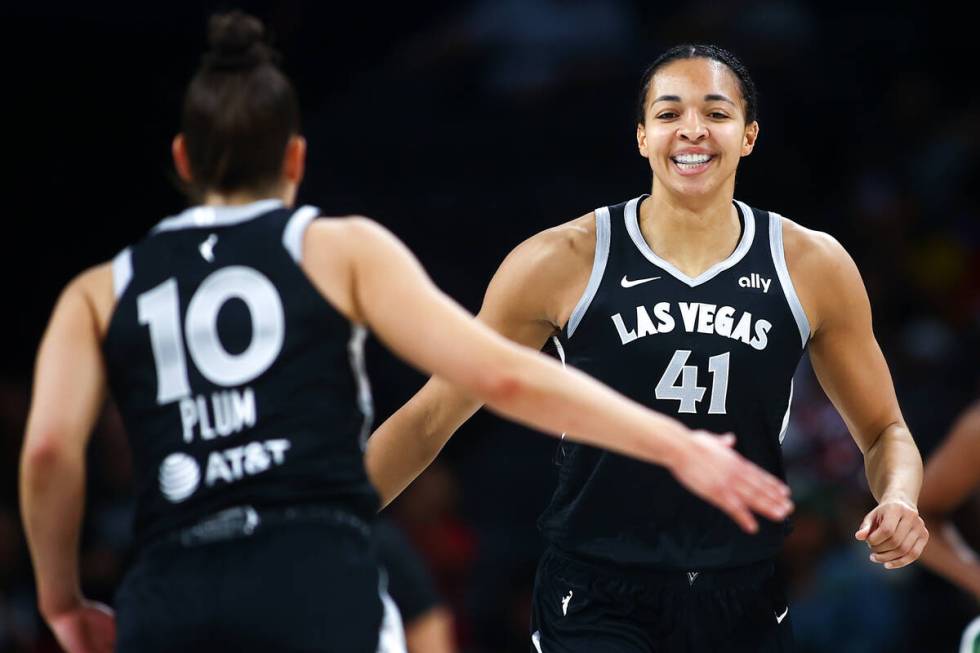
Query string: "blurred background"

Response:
xmin=2 ymin=1 xmax=979 ymax=651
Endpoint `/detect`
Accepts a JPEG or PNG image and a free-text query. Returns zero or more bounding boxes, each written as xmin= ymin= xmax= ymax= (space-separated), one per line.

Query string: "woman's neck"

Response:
xmin=639 ymin=189 xmax=742 ymax=278
xmin=202 ymin=184 xmax=294 ymax=207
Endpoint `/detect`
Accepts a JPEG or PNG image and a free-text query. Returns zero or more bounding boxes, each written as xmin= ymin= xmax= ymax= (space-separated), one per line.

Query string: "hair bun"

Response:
xmin=204 ymin=11 xmax=277 ymax=72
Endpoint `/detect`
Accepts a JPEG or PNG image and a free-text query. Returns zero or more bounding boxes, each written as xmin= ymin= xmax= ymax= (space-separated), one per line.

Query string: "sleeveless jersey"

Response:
xmin=538 ymin=195 xmax=810 ymax=570
xmin=103 ymin=200 xmax=377 ymax=546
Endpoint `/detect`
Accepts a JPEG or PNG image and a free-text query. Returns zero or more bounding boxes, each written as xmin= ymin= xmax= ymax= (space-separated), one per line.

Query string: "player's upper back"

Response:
xmin=103 ymin=200 xmax=377 ymax=545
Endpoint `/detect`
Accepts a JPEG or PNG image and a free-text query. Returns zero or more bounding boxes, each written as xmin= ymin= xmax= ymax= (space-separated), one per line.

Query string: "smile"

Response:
xmin=670 ymin=153 xmax=714 ymax=175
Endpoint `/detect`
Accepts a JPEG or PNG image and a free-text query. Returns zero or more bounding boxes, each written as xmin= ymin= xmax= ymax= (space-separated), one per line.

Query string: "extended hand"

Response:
xmin=855 ymin=498 xmax=928 ymax=569
xmin=670 ymin=432 xmax=793 ymax=534
xmin=48 ymin=600 xmax=116 ymax=653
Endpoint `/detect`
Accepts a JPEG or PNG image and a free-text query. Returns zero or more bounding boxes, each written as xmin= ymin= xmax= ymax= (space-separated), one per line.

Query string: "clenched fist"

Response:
xmin=855 ymin=498 xmax=929 ymax=570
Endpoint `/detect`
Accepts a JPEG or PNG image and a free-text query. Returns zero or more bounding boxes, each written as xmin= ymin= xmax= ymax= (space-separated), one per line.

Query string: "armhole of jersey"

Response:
xmin=348 ymin=323 xmax=375 ymax=451
xmin=112 ymin=247 xmax=133 ymax=299
xmin=778 ymin=379 xmax=794 ymax=445
xmin=282 ymin=205 xmax=321 ymax=263
xmin=551 ymin=335 xmax=569 ymax=451
xmin=768 ymin=212 xmax=811 ymax=348
xmin=565 ymin=206 xmax=611 ymax=339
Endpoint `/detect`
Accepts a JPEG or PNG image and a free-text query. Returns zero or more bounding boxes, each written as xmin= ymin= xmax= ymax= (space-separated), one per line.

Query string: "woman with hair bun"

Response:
xmin=18 ymin=14 xmax=790 ymax=653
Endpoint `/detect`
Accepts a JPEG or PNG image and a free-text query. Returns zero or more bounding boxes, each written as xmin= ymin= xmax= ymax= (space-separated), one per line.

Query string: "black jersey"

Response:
xmin=538 ymin=195 xmax=809 ymax=570
xmin=103 ymin=200 xmax=378 ymax=545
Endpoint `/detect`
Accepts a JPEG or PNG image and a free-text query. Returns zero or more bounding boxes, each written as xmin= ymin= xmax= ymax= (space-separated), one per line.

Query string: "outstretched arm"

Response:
xmin=305 ymin=217 xmax=792 ymax=532
xmin=918 ymin=404 xmax=980 ymax=599
xmin=791 ymin=223 xmax=926 ymax=569
xmin=364 ymin=223 xmax=569 ymax=508
xmin=20 ymin=266 xmax=117 ymax=653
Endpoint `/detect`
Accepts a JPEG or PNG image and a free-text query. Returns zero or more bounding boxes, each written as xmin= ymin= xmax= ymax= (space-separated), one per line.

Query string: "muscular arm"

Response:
xmin=303 ymin=216 xmax=792 ymax=532
xmin=20 ymin=265 xmax=117 ymax=653
xmin=787 ymin=221 xmax=926 ymax=568
xmin=363 ymin=219 xmax=588 ymax=507
xmin=918 ymin=404 xmax=980 ymax=598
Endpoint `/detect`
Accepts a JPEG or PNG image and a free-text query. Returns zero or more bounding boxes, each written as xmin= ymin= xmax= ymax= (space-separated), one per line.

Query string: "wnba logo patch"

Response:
xmin=159 ymin=452 xmax=201 ymax=503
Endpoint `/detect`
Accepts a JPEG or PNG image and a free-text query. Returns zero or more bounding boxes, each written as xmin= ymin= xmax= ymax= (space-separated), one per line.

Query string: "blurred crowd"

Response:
xmin=2 ymin=1 xmax=978 ymax=651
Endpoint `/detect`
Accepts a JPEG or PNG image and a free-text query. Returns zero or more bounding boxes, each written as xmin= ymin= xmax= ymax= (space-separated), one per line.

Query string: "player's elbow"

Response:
xmin=20 ymin=431 xmax=71 ymax=479
xmin=475 ymin=362 xmax=527 ymax=409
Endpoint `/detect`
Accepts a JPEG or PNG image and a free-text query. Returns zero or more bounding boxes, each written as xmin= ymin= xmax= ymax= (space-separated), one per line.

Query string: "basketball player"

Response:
xmin=18 ymin=17 xmax=791 ymax=653
xmin=918 ymin=401 xmax=980 ymax=651
xmin=366 ymin=44 xmax=928 ymax=651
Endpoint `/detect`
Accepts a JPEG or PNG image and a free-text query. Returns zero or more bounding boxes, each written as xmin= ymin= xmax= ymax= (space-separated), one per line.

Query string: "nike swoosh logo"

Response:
xmin=776 ymin=606 xmax=789 ymax=624
xmin=621 ymin=275 xmax=661 ymax=288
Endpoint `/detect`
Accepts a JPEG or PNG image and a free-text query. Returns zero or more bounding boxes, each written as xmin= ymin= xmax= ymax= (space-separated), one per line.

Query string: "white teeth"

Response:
xmin=673 ymin=153 xmax=711 ymax=164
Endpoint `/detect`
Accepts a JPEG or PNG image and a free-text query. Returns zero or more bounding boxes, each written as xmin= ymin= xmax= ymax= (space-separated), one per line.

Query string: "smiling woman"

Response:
xmin=365 ymin=43 xmax=927 ymax=652
xmin=17 ymin=17 xmax=795 ymax=653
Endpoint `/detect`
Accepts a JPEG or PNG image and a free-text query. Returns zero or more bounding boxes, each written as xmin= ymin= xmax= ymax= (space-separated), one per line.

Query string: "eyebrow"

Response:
xmin=652 ymin=94 xmax=737 ymax=106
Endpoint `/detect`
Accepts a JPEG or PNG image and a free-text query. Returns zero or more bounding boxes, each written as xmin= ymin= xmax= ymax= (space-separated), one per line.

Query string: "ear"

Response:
xmin=741 ymin=121 xmax=759 ymax=157
xmin=283 ymin=135 xmax=306 ymax=185
xmin=637 ymin=123 xmax=649 ymax=158
xmin=172 ymin=134 xmax=193 ymax=183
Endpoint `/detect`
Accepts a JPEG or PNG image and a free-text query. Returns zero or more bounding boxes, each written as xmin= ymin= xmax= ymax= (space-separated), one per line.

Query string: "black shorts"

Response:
xmin=530 ymin=547 xmax=794 ymax=653
xmin=373 ymin=518 xmax=443 ymax=623
xmin=114 ymin=505 xmax=406 ymax=653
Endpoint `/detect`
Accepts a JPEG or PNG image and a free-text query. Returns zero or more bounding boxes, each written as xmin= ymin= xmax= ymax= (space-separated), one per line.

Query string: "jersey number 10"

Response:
xmin=137 ymin=266 xmax=286 ymax=405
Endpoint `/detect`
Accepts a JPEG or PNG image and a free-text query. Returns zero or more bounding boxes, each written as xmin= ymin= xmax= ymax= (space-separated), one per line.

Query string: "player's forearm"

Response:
xmin=864 ymin=422 xmax=923 ymax=506
xmin=484 ymin=344 xmax=689 ymax=469
xmin=19 ymin=437 xmax=86 ymax=619
xmin=366 ymin=422 xmax=436 ymax=509
xmin=366 ymin=379 xmax=482 ymax=508
xmin=919 ymin=517 xmax=980 ymax=597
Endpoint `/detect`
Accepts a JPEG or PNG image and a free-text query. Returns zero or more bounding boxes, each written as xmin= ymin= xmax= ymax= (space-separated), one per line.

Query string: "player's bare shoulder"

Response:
xmin=66 ymin=262 xmax=115 ymax=337
xmin=780 ymin=216 xmax=867 ymax=336
xmin=489 ymin=212 xmax=598 ymax=329
xmin=781 ymin=218 xmax=852 ymax=274
xmin=503 ymin=212 xmax=596 ymax=271
xmin=300 ymin=214 xmax=380 ymax=322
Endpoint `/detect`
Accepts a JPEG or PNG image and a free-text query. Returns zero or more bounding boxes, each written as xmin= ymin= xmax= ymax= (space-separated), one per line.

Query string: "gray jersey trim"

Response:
xmin=960 ymin=615 xmax=980 ymax=653
xmin=566 ymin=207 xmax=611 ymax=338
xmin=551 ymin=335 xmax=566 ymax=365
xmin=282 ymin=205 xmax=321 ymax=263
xmin=551 ymin=336 xmax=568 ymax=448
xmin=152 ymin=199 xmax=285 ymax=234
xmin=376 ymin=571 xmax=408 ymax=653
xmin=768 ymin=212 xmax=811 ymax=347
xmin=531 ymin=630 xmax=543 ymax=653
xmin=112 ymin=247 xmax=133 ymax=299
xmin=624 ymin=197 xmax=756 ymax=288
xmin=778 ymin=380 xmax=794 ymax=444
xmin=348 ymin=324 xmax=375 ymax=451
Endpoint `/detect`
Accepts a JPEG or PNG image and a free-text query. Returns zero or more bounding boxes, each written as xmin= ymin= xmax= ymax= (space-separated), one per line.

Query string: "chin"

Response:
xmin=668 ymin=177 xmax=719 ymax=198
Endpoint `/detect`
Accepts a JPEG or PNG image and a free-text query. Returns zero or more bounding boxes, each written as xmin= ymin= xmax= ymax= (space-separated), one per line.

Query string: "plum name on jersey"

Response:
xmin=179 ymin=387 xmax=257 ymax=443
xmin=611 ymin=302 xmax=772 ymax=350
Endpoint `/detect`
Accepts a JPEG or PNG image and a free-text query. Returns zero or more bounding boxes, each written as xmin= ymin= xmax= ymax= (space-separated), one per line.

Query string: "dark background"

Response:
xmin=1 ymin=2 xmax=979 ymax=651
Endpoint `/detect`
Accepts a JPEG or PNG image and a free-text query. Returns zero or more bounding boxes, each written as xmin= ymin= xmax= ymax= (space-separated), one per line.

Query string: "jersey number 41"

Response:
xmin=655 ymin=350 xmax=730 ymax=415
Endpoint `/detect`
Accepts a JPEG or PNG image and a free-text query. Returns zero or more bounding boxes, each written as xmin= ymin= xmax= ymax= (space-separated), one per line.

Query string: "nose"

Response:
xmin=677 ymin=111 xmax=708 ymax=142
